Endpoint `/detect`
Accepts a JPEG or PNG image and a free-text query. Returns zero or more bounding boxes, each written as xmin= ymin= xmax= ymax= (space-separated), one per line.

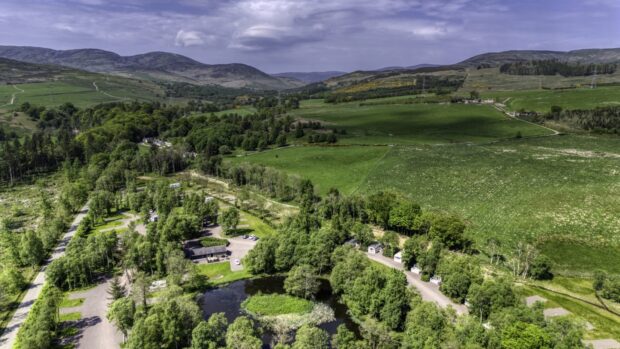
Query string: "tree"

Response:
xmin=292 ymin=325 xmax=329 ymax=349
xmin=284 ymin=264 xmax=320 ymax=299
xmin=501 ymin=322 xmax=552 ymax=349
xmin=225 ymin=316 xmax=262 ymax=349
xmin=19 ymin=230 xmax=44 ymax=267
xmin=402 ymin=302 xmax=450 ymax=349
xmin=528 ymin=255 xmax=553 ymax=280
xmin=429 ymin=215 xmax=467 ymax=250
xmin=191 ymin=313 xmax=228 ymax=349
xmin=245 ymin=236 xmax=278 ymax=274
xmin=593 ymin=270 xmax=606 ymax=291
xmin=108 ymin=276 xmax=127 ymax=300
xmin=351 ymin=222 xmax=373 ymax=247
xmin=221 ymin=207 xmax=240 ymax=234
xmin=470 ymin=90 xmax=480 ymax=100
xmin=332 ymin=325 xmax=357 ymax=349
xmin=379 ymin=270 xmax=410 ymax=330
xmin=107 ymin=297 xmax=136 ymax=342
xmin=467 ymin=278 xmax=517 ymax=321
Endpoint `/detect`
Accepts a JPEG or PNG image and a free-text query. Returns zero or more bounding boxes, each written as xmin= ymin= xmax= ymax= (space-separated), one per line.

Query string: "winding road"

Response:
xmin=92 ymin=82 xmax=128 ymax=101
xmin=0 ymin=205 xmax=89 ymax=349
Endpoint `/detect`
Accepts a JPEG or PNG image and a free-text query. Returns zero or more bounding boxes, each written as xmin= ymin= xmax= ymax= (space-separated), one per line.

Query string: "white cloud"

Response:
xmin=174 ymin=30 xmax=205 ymax=47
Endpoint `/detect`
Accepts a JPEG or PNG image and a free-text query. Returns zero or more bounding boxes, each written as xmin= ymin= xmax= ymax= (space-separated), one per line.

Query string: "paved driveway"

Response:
xmin=208 ymin=225 xmax=257 ymax=271
xmin=0 ymin=206 xmax=89 ymax=349
xmin=366 ymin=252 xmax=468 ymax=315
xmin=61 ymin=280 xmax=123 ymax=349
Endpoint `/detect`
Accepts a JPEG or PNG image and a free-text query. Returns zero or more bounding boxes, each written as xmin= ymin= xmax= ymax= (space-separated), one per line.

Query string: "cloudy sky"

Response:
xmin=1 ymin=0 xmax=619 ymax=72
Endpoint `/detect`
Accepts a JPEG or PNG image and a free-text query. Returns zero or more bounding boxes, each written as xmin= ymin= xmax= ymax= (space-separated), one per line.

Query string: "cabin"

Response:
xmin=185 ymin=245 xmax=228 ymax=261
xmin=430 ymin=276 xmax=442 ymax=286
xmin=410 ymin=265 xmax=421 ymax=275
xmin=367 ymin=243 xmax=383 ymax=254
xmin=393 ymin=251 xmax=403 ymax=263
xmin=169 ymin=182 xmax=181 ymax=189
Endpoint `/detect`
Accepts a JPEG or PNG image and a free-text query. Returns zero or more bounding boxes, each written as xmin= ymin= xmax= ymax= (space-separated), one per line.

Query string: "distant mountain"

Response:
xmin=272 ymin=71 xmax=347 ymax=83
xmin=375 ymin=64 xmax=439 ymax=71
xmin=459 ymin=48 xmax=620 ymax=67
xmin=0 ymin=46 xmax=303 ymax=90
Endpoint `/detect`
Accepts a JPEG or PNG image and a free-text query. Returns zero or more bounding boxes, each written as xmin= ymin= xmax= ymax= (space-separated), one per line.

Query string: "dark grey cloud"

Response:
xmin=0 ymin=0 xmax=618 ymax=72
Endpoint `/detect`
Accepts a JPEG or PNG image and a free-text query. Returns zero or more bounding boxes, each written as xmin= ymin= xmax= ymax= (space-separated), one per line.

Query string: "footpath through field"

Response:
xmin=0 ymin=85 xmax=25 ymax=108
xmin=366 ymin=252 xmax=469 ymax=315
xmin=0 ymin=205 xmax=89 ymax=349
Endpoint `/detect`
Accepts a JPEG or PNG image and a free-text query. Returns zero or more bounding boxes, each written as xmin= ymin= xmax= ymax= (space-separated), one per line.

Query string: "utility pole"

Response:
xmin=591 ymin=66 xmax=597 ymax=89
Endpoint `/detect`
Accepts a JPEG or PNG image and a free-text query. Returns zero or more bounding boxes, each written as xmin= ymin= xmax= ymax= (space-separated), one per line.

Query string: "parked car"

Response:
xmin=242 ymin=235 xmax=248 ymax=239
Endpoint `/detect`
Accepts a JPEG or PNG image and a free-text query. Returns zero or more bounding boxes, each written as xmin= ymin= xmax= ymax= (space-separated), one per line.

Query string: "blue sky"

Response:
xmin=0 ymin=0 xmax=619 ymax=72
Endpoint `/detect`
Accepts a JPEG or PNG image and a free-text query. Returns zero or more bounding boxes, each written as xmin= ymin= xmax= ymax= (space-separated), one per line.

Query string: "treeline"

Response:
xmin=500 ymin=60 xmax=617 ymax=76
xmin=14 ymin=285 xmax=63 ymax=349
xmin=325 ymin=75 xmax=464 ymax=104
xmin=545 ymin=105 xmax=620 ymax=134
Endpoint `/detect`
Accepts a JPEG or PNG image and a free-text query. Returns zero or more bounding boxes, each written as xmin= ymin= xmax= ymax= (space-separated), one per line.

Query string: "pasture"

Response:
xmin=482 ymin=86 xmax=620 ymax=113
xmin=232 ymin=133 xmax=620 ymax=275
xmin=230 ymin=146 xmax=389 ymax=195
xmin=289 ymin=100 xmax=550 ymax=145
xmin=0 ymin=73 xmax=162 ymax=109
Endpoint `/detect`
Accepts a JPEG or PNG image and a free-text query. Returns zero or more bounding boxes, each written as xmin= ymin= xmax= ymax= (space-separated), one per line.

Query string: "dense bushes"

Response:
xmin=546 ymin=105 xmax=620 ymax=133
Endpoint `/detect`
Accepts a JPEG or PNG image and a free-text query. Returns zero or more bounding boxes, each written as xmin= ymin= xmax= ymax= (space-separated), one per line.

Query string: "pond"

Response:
xmin=199 ymin=276 xmax=359 ymax=348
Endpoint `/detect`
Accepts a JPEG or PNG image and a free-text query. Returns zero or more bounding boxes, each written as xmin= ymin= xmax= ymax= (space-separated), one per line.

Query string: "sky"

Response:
xmin=0 ymin=0 xmax=619 ymax=73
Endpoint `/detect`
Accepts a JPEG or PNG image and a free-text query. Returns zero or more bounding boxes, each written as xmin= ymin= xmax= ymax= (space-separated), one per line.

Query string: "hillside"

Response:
xmin=0 ymin=46 xmax=303 ymax=90
xmin=0 ymin=57 xmax=72 ymax=83
xmin=459 ymin=48 xmax=620 ymax=67
xmin=272 ymin=71 xmax=346 ymax=83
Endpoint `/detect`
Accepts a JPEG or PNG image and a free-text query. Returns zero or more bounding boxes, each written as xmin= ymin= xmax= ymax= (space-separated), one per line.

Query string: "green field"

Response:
xmin=0 ymin=73 xmax=162 ymax=109
xmin=482 ymin=86 xmax=620 ymax=113
xmin=289 ymin=100 xmax=550 ymax=145
xmin=231 ymin=146 xmax=389 ymax=194
xmin=233 ymin=97 xmax=620 ymax=275
xmin=241 ymin=294 xmax=313 ymax=316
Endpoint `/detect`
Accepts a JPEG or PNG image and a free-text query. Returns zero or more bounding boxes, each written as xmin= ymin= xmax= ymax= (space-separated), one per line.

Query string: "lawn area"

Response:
xmin=481 ymin=86 xmax=620 ymax=113
xmin=60 ymin=296 xmax=85 ymax=308
xmin=289 ymin=99 xmax=550 ymax=145
xmin=232 ymin=133 xmax=620 ymax=275
xmin=59 ymin=312 xmax=82 ymax=322
xmin=242 ymin=294 xmax=313 ymax=316
xmin=196 ymin=262 xmax=251 ymax=285
xmin=229 ymin=146 xmax=390 ymax=195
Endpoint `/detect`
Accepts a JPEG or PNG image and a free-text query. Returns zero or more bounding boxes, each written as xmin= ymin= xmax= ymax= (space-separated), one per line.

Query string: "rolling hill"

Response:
xmin=272 ymin=71 xmax=347 ymax=83
xmin=0 ymin=46 xmax=303 ymax=90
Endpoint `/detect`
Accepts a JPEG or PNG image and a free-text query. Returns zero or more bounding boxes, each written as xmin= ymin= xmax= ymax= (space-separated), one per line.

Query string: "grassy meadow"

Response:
xmin=232 ymin=96 xmax=620 ymax=275
xmin=0 ymin=73 xmax=162 ymax=109
xmin=289 ymin=100 xmax=550 ymax=145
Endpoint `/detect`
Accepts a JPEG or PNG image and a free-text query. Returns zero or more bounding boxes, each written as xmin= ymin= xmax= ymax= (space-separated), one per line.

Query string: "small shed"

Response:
xmin=410 ymin=265 xmax=421 ymax=275
xmin=345 ymin=238 xmax=361 ymax=249
xmin=367 ymin=243 xmax=383 ymax=254
xmin=169 ymin=182 xmax=181 ymax=189
xmin=393 ymin=251 xmax=403 ymax=263
xmin=205 ymin=196 xmax=215 ymax=203
xmin=430 ymin=276 xmax=442 ymax=286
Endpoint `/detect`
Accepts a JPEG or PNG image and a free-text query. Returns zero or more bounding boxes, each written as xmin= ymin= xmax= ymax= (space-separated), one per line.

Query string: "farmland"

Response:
xmin=288 ymin=99 xmax=550 ymax=145
xmin=0 ymin=73 xmax=163 ymax=109
xmin=232 ymin=98 xmax=620 ymax=275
